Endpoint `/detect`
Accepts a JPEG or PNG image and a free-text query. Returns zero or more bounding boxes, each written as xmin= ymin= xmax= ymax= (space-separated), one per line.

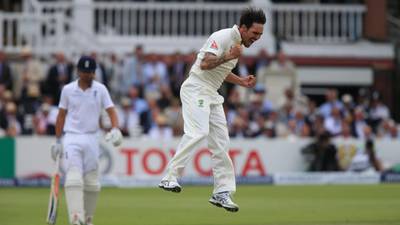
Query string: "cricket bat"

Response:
xmin=46 ymin=155 xmax=61 ymax=225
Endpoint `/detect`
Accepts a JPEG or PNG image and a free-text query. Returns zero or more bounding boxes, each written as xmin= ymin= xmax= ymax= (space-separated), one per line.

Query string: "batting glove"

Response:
xmin=51 ymin=139 xmax=63 ymax=161
xmin=105 ymin=128 xmax=123 ymax=147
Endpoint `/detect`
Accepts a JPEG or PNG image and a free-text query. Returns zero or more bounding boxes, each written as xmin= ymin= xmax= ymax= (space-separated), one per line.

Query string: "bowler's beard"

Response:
xmin=243 ymin=41 xmax=251 ymax=48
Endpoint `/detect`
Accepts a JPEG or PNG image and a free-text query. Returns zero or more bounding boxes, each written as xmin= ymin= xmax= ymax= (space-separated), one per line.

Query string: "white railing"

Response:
xmin=94 ymin=2 xmax=249 ymax=36
xmin=0 ymin=0 xmax=367 ymax=55
xmin=0 ymin=12 xmax=66 ymax=54
xmin=93 ymin=2 xmax=365 ymax=43
xmin=271 ymin=4 xmax=366 ymax=43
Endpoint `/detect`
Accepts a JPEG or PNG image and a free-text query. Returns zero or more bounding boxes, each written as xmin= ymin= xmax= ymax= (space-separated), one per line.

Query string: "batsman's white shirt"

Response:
xmin=163 ymin=25 xmax=242 ymax=194
xmin=59 ymin=80 xmax=114 ymax=173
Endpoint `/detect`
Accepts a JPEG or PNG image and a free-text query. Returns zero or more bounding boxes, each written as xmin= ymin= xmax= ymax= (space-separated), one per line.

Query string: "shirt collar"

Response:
xmin=232 ymin=25 xmax=242 ymax=44
xmin=74 ymin=79 xmax=93 ymax=92
xmin=73 ymin=80 xmax=79 ymax=91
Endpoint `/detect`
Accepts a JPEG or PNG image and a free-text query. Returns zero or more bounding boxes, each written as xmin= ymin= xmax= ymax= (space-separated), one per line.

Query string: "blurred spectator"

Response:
xmin=301 ymin=131 xmax=340 ymax=171
xmin=351 ymin=107 xmax=368 ymax=138
xmin=229 ymin=106 xmax=252 ymax=137
xmin=254 ymin=48 xmax=270 ymax=73
xmin=167 ymin=52 xmax=187 ymax=98
xmin=141 ymin=94 xmax=161 ymax=134
xmin=43 ymin=52 xmax=73 ymax=104
xmin=164 ymin=98 xmax=183 ymax=136
xmin=356 ymin=87 xmax=370 ymax=111
xmin=277 ymin=88 xmax=309 ymax=119
xmin=266 ymin=110 xmax=287 ymax=137
xmin=90 ymin=52 xmax=109 ymax=88
xmin=377 ymin=119 xmax=395 ymax=139
xmin=362 ymin=125 xmax=375 ymax=140
xmin=157 ymin=85 xmax=173 ymax=111
xmin=341 ymin=93 xmax=354 ymax=122
xmin=278 ymin=100 xmax=294 ymax=124
xmin=299 ymin=122 xmax=311 ymax=137
xmin=335 ymin=122 xmax=358 ymax=170
xmin=254 ymin=84 xmax=274 ymax=114
xmin=148 ymin=113 xmax=173 ymax=140
xmin=128 ymin=85 xmax=149 ymax=114
xmin=106 ymin=53 xmax=124 ymax=100
xmin=226 ymin=87 xmax=242 ymax=112
xmin=389 ymin=125 xmax=399 ymax=140
xmin=0 ymin=50 xmax=399 ymax=140
xmin=248 ymin=91 xmax=272 ymax=120
xmin=263 ymin=120 xmax=277 ymax=138
xmin=33 ymin=103 xmax=57 ymax=135
xmin=14 ymin=46 xmax=44 ymax=112
xmin=319 ymin=89 xmax=344 ymax=118
xmin=116 ymin=97 xmax=142 ymax=137
xmin=123 ymin=45 xmax=145 ymax=91
xmin=324 ymin=107 xmax=343 ymax=136
xmin=348 ymin=139 xmax=383 ymax=172
xmin=249 ymin=114 xmax=266 ymax=137
xmin=294 ymin=110 xmax=309 ymax=137
xmin=3 ymin=102 xmax=22 ymax=136
xmin=257 ymin=50 xmax=297 ymax=107
xmin=0 ymin=50 xmax=14 ymax=91
xmin=142 ymin=54 xmax=168 ymax=98
xmin=305 ymin=100 xmax=318 ymax=126
xmin=368 ymin=91 xmax=389 ymax=133
xmin=229 ymin=116 xmax=252 ymax=138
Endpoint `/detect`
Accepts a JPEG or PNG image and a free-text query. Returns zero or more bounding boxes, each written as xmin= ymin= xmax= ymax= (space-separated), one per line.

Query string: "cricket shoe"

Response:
xmin=71 ymin=213 xmax=85 ymax=225
xmin=158 ymin=180 xmax=182 ymax=193
xmin=85 ymin=216 xmax=94 ymax=225
xmin=209 ymin=191 xmax=239 ymax=212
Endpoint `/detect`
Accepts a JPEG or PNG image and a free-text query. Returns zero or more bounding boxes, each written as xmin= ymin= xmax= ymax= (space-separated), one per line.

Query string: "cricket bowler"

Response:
xmin=159 ymin=8 xmax=266 ymax=212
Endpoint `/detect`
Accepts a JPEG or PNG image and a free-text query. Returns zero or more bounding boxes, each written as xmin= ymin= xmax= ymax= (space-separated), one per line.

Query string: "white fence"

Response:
xmin=94 ymin=2 xmax=252 ymax=37
xmin=0 ymin=12 xmax=66 ymax=54
xmin=272 ymin=4 xmax=365 ymax=43
xmin=0 ymin=0 xmax=366 ymax=56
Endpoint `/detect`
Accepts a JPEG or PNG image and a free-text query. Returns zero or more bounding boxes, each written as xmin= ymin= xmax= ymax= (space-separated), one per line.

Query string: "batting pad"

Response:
xmin=84 ymin=169 xmax=100 ymax=223
xmin=65 ymin=167 xmax=84 ymax=224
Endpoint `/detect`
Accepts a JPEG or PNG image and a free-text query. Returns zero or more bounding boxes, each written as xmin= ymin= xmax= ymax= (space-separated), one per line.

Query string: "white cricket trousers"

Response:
xmin=62 ymin=133 xmax=100 ymax=174
xmin=163 ymin=75 xmax=236 ymax=194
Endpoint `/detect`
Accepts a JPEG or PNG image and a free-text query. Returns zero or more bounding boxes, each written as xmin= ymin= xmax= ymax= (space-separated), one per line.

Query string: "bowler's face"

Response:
xmin=241 ymin=23 xmax=264 ymax=47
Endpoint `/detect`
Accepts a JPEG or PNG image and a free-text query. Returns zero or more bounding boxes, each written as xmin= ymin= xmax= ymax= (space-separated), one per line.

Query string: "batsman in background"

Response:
xmin=159 ymin=8 xmax=266 ymax=212
xmin=51 ymin=56 xmax=122 ymax=225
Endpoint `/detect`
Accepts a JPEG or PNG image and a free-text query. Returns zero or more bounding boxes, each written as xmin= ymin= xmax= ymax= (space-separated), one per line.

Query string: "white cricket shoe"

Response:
xmin=209 ymin=191 xmax=239 ymax=212
xmin=158 ymin=180 xmax=182 ymax=193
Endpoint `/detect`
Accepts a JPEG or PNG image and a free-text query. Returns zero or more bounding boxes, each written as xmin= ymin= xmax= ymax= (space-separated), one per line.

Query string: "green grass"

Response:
xmin=0 ymin=184 xmax=399 ymax=225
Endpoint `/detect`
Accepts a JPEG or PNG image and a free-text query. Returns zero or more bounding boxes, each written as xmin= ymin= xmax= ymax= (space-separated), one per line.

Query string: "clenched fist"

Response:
xmin=225 ymin=44 xmax=242 ymax=61
xmin=241 ymin=75 xmax=256 ymax=88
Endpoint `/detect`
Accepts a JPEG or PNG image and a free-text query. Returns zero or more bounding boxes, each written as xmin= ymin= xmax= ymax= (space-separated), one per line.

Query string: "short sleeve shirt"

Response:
xmin=59 ymin=80 xmax=114 ymax=134
xmin=189 ymin=25 xmax=242 ymax=91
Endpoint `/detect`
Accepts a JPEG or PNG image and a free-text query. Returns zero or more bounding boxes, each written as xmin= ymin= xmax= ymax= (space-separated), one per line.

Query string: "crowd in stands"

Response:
xmin=0 ymin=46 xmax=399 ymax=142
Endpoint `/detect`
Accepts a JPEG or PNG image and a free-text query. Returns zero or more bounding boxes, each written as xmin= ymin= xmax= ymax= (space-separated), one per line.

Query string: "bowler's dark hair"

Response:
xmin=239 ymin=8 xmax=266 ymax=28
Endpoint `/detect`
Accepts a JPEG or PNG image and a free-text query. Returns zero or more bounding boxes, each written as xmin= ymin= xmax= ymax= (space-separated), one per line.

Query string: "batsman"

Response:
xmin=51 ymin=56 xmax=123 ymax=225
xmin=159 ymin=8 xmax=266 ymax=212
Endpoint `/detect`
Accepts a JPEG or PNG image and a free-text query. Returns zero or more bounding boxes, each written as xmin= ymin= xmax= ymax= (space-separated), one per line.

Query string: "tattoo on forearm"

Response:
xmin=201 ymin=52 xmax=227 ymax=70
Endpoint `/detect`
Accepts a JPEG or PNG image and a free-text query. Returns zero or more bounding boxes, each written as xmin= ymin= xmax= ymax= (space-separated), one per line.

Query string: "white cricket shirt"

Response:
xmin=189 ymin=25 xmax=242 ymax=91
xmin=59 ymin=80 xmax=114 ymax=134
